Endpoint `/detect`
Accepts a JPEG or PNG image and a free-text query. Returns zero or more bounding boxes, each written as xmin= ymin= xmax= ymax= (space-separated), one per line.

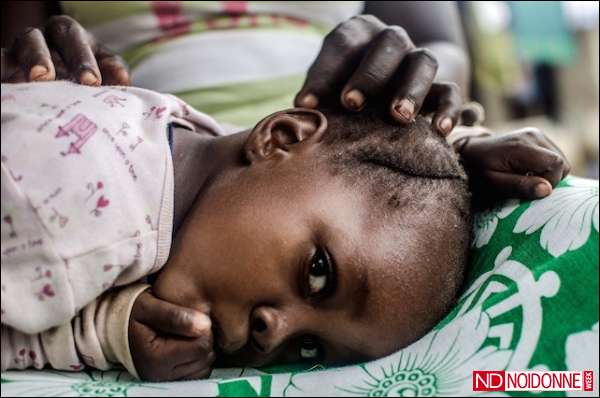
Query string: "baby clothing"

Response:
xmin=1 ymin=81 xmax=222 ymax=375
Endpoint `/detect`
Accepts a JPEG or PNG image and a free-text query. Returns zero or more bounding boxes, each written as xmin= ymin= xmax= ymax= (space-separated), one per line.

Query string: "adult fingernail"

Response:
xmin=344 ymin=89 xmax=365 ymax=111
xmin=29 ymin=65 xmax=50 ymax=81
xmin=438 ymin=117 xmax=453 ymax=136
xmin=80 ymin=70 xmax=99 ymax=86
xmin=393 ymin=99 xmax=414 ymax=122
xmin=534 ymin=181 xmax=552 ymax=198
xmin=297 ymin=93 xmax=318 ymax=108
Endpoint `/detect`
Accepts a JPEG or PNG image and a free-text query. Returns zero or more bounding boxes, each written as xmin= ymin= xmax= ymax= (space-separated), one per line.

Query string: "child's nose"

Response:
xmin=251 ymin=306 xmax=290 ymax=354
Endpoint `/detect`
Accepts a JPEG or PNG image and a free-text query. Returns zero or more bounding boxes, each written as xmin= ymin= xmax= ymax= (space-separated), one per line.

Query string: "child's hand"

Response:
xmin=458 ymin=127 xmax=570 ymax=200
xmin=129 ymin=291 xmax=214 ymax=381
xmin=1 ymin=15 xmax=129 ymax=86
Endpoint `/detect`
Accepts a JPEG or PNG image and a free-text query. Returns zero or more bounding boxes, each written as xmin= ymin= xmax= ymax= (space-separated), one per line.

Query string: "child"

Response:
xmin=0 ymin=80 xmax=567 ymax=381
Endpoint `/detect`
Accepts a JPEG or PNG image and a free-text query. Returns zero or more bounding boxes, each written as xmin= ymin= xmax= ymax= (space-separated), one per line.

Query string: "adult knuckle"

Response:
xmin=47 ymin=15 xmax=75 ymax=35
xmin=410 ymin=48 xmax=439 ymax=68
xmin=22 ymin=27 xmax=41 ymax=38
xmin=523 ymin=126 xmax=542 ymax=139
xmin=505 ymin=136 xmax=523 ymax=150
xmin=324 ymin=30 xmax=355 ymax=54
xmin=47 ymin=15 xmax=76 ymax=28
xmin=13 ymin=27 xmax=40 ymax=49
xmin=354 ymin=14 xmax=382 ymax=26
xmin=380 ymin=26 xmax=411 ymax=50
xmin=547 ymin=153 xmax=564 ymax=168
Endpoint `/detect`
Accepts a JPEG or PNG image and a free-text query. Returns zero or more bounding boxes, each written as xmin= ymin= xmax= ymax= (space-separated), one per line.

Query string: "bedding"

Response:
xmin=1 ymin=175 xmax=598 ymax=397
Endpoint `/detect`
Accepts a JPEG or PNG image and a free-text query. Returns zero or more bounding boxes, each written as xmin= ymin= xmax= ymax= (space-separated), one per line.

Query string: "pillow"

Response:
xmin=1 ymin=176 xmax=597 ymax=397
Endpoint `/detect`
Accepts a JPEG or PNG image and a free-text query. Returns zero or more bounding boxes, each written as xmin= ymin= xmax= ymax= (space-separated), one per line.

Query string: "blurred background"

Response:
xmin=459 ymin=1 xmax=599 ymax=179
xmin=2 ymin=1 xmax=598 ymax=179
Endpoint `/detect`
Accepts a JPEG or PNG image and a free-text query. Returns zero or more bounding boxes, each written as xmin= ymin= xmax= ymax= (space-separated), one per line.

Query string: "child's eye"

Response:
xmin=307 ymin=248 xmax=334 ymax=296
xmin=299 ymin=335 xmax=321 ymax=360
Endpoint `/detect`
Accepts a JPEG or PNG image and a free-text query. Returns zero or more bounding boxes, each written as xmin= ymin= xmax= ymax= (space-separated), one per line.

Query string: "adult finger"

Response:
xmin=517 ymin=127 xmax=572 ymax=178
xmin=132 ymin=292 xmax=211 ymax=337
xmin=422 ymin=82 xmax=462 ymax=136
xmin=505 ymin=145 xmax=566 ymax=187
xmin=49 ymin=49 xmax=70 ymax=80
xmin=1 ymin=48 xmax=25 ymax=82
xmin=340 ymin=26 xmax=415 ymax=112
xmin=388 ymin=48 xmax=438 ymax=123
xmin=11 ymin=27 xmax=55 ymax=82
xmin=294 ymin=15 xmax=386 ymax=108
xmin=44 ymin=15 xmax=101 ymax=85
xmin=96 ymin=45 xmax=130 ymax=86
xmin=484 ymin=170 xmax=553 ymax=200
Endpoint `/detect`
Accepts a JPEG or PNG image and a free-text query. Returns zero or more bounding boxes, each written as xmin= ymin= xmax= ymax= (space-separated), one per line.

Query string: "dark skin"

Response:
xmin=0 ymin=5 xmax=571 ymax=381
xmin=152 ymin=109 xmax=463 ymax=373
xmin=1 ymin=2 xmax=468 ymax=135
xmin=149 ymin=108 xmax=571 ymax=378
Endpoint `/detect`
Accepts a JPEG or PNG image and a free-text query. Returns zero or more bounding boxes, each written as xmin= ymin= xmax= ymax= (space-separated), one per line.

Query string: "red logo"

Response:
xmin=473 ymin=371 xmax=505 ymax=392
xmin=473 ymin=370 xmax=594 ymax=392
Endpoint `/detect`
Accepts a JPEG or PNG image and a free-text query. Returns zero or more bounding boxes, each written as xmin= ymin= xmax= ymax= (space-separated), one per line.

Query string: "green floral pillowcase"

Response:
xmin=1 ymin=176 xmax=598 ymax=397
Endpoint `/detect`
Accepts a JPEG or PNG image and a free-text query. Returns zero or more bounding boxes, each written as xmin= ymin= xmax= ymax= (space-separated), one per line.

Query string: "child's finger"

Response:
xmin=132 ymin=292 xmax=211 ymax=337
xmin=44 ymin=15 xmax=101 ymax=85
xmin=160 ymin=333 xmax=214 ymax=362
xmin=484 ymin=170 xmax=553 ymax=200
xmin=172 ymin=354 xmax=215 ymax=380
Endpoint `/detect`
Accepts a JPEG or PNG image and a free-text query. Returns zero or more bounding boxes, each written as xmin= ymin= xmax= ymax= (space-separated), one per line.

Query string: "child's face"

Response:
xmin=153 ymin=108 xmax=459 ymax=368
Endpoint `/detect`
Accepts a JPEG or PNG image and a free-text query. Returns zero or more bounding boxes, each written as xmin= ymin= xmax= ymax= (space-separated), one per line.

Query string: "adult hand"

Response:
xmin=129 ymin=290 xmax=215 ymax=381
xmin=1 ymin=15 xmax=129 ymax=86
xmin=295 ymin=14 xmax=462 ymax=136
xmin=458 ymin=127 xmax=571 ymax=200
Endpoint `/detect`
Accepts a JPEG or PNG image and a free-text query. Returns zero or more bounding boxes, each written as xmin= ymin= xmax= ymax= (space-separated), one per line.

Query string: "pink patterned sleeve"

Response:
xmin=1 ymin=283 xmax=149 ymax=376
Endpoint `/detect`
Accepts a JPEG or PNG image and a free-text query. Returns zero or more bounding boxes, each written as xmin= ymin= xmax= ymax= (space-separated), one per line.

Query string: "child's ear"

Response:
xmin=244 ymin=108 xmax=328 ymax=163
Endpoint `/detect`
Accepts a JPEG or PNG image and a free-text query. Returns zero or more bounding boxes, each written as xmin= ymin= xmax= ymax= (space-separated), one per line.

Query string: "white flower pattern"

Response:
xmin=472 ymin=200 xmax=519 ymax=248
xmin=1 ymin=177 xmax=597 ymax=397
xmin=514 ymin=177 xmax=599 ymax=257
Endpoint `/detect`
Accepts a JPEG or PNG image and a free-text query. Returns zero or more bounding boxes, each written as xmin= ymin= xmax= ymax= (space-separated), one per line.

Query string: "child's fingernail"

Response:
xmin=394 ymin=98 xmax=414 ymax=122
xmin=534 ymin=181 xmax=552 ymax=198
xmin=80 ymin=70 xmax=99 ymax=86
xmin=29 ymin=65 xmax=50 ymax=81
xmin=438 ymin=117 xmax=453 ymax=135
xmin=193 ymin=313 xmax=211 ymax=333
xmin=344 ymin=89 xmax=365 ymax=111
xmin=297 ymin=93 xmax=318 ymax=108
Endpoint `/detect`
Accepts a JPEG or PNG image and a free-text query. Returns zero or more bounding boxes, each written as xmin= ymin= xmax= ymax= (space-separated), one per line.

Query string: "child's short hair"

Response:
xmin=319 ymin=105 xmax=471 ymax=335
